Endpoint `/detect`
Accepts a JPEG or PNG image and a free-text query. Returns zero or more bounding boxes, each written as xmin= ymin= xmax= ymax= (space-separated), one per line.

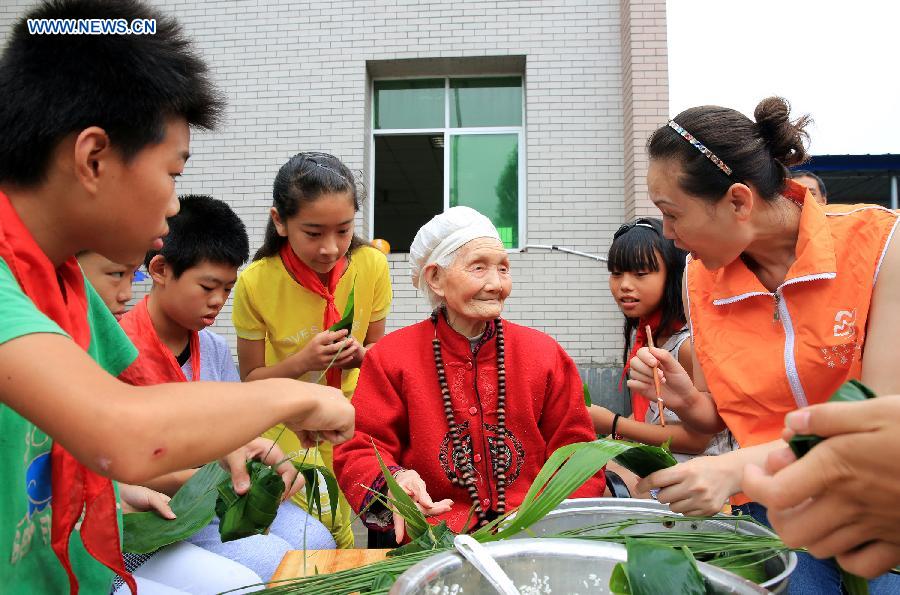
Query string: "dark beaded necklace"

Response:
xmin=431 ymin=310 xmax=507 ymax=525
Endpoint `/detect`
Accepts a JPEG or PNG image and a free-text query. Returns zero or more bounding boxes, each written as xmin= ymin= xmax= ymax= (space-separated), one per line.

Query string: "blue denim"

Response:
xmin=733 ymin=503 xmax=900 ymax=595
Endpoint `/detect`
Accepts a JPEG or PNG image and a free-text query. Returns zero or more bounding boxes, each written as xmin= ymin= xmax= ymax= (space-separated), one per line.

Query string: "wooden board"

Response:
xmin=271 ymin=549 xmax=392 ymax=584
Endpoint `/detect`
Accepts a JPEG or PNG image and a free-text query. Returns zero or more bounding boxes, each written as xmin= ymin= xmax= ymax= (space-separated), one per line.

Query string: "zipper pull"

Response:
xmin=773 ymin=294 xmax=780 ymax=322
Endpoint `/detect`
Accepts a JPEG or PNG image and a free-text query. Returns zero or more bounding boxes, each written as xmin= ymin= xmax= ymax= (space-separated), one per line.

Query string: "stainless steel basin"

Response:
xmin=507 ymin=498 xmax=795 ymax=593
xmin=390 ymin=538 xmax=769 ymax=594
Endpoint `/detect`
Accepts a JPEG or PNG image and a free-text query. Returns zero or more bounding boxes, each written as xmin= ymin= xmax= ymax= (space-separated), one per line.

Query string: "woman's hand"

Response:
xmin=293 ymin=329 xmax=356 ymax=373
xmin=637 ymin=455 xmax=737 ymax=516
xmin=743 ymin=396 xmax=900 ymax=578
xmin=119 ymin=483 xmax=176 ymax=519
xmin=391 ymin=469 xmax=453 ymax=543
xmin=220 ymin=437 xmax=305 ymax=500
xmin=627 ymin=345 xmax=696 ymax=410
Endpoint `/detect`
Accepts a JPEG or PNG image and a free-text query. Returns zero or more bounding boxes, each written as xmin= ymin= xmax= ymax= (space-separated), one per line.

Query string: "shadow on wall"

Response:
xmin=579 ymin=366 xmax=630 ymax=417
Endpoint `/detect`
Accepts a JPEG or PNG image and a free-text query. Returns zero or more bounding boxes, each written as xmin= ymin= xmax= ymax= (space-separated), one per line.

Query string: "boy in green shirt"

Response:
xmin=0 ymin=1 xmax=353 ymax=592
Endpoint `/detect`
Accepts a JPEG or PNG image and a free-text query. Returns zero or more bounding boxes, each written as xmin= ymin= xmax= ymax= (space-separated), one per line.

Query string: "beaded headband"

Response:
xmin=667 ymin=120 xmax=733 ymax=177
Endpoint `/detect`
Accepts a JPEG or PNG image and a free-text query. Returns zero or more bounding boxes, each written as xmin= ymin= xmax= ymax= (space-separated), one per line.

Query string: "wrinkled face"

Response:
xmin=608 ymin=249 xmax=667 ymax=319
xmin=647 ymin=159 xmax=750 ymax=271
xmin=794 ymin=175 xmax=826 ymax=205
xmin=432 ymin=237 xmax=512 ymax=322
xmin=274 ymin=191 xmax=355 ymax=275
xmin=93 ymin=117 xmax=189 ymax=264
xmin=77 ymin=252 xmax=140 ymax=320
xmin=153 ymin=258 xmax=238 ymax=331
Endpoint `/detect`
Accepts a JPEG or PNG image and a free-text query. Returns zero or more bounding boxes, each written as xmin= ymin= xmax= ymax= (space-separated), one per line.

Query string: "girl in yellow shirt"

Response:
xmin=232 ymin=152 xmax=392 ymax=548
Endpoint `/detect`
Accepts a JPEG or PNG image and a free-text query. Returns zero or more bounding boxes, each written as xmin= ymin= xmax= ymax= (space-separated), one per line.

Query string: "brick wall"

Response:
xmin=2 ymin=1 xmax=668 ymax=404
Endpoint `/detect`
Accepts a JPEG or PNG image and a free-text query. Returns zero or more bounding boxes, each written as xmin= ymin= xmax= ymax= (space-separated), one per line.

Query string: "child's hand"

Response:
xmin=297 ymin=329 xmax=354 ymax=372
xmin=333 ymin=337 xmax=365 ymax=370
xmin=627 ymin=345 xmax=695 ymax=409
xmin=221 ymin=437 xmax=305 ymax=500
xmin=285 ymin=383 xmax=355 ymax=447
xmin=119 ymin=484 xmax=176 ymax=519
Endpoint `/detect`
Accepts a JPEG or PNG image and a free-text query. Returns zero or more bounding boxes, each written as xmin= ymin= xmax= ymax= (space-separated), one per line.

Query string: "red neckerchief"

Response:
xmin=279 ymin=243 xmax=349 ymax=389
xmin=0 ymin=191 xmax=135 ymax=594
xmin=118 ymin=296 xmax=201 ymax=385
xmin=619 ymin=310 xmax=684 ymax=423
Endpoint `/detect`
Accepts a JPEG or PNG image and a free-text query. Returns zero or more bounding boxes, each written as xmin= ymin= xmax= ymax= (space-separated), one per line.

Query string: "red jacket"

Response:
xmin=334 ymin=314 xmax=605 ymax=533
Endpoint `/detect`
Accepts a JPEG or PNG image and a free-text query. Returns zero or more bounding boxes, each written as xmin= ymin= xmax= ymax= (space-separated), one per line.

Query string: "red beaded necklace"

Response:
xmin=431 ymin=310 xmax=507 ymax=525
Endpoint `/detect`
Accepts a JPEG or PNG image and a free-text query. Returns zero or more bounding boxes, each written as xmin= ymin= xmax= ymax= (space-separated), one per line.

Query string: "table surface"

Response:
xmin=270 ymin=549 xmax=393 ymax=584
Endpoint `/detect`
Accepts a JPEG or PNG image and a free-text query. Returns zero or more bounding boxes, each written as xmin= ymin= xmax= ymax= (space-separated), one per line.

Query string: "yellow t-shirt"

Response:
xmin=232 ymin=244 xmax=392 ymax=548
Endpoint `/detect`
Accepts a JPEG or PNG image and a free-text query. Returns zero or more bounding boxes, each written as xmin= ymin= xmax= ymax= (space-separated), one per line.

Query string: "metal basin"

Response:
xmin=508 ymin=498 xmax=795 ymax=593
xmin=389 ymin=538 xmax=768 ymax=594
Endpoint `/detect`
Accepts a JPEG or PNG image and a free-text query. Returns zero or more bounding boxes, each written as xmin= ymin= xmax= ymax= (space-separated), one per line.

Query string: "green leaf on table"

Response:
xmin=373 ymin=441 xmax=430 ymax=541
xmin=123 ymin=462 xmax=228 ymax=553
xmin=216 ymin=459 xmax=285 ymax=542
xmin=388 ymin=520 xmax=456 ymax=557
xmin=610 ymin=539 xmax=708 ymax=595
xmin=327 ymin=284 xmax=355 ymax=333
xmin=583 ymin=382 xmax=592 ymax=407
xmin=789 ymin=380 xmax=876 ymax=458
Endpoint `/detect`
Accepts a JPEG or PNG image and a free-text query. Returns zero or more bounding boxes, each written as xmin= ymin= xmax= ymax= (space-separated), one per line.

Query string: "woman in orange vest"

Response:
xmin=627 ymin=97 xmax=900 ymax=594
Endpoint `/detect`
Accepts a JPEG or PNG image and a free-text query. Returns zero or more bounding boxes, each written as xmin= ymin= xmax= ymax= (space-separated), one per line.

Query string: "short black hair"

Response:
xmin=145 ymin=195 xmax=249 ymax=278
xmin=791 ymin=170 xmax=827 ymax=198
xmin=0 ymin=0 xmax=224 ymax=187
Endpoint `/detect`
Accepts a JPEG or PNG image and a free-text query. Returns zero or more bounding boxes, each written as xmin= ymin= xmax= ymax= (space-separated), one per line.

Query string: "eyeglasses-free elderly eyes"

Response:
xmin=613 ymin=218 xmax=659 ymax=240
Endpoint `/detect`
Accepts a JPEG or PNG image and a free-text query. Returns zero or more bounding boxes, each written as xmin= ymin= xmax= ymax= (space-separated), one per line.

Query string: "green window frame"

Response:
xmin=371 ymin=76 xmax=525 ymax=251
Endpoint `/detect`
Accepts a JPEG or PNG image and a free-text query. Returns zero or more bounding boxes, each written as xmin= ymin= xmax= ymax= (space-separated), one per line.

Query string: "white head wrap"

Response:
xmin=409 ymin=206 xmax=502 ymax=308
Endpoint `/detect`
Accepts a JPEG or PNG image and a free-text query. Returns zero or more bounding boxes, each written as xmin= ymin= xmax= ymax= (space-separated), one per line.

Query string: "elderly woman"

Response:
xmin=333 ymin=207 xmax=604 ymax=543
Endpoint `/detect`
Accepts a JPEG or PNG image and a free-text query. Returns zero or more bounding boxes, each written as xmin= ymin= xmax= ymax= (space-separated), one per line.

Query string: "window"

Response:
xmin=372 ymin=76 xmax=524 ymax=252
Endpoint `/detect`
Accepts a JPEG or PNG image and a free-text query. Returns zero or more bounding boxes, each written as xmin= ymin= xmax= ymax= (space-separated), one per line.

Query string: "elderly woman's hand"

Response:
xmin=391 ymin=469 xmax=453 ymax=543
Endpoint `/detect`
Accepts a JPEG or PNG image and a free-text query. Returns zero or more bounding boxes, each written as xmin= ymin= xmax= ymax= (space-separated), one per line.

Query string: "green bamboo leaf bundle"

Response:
xmin=327 ymin=285 xmax=355 ymax=333
xmin=123 ymin=462 xmax=228 ymax=553
xmin=216 ymin=459 xmax=285 ymax=542
xmin=609 ymin=538 xmax=707 ymax=595
xmin=789 ymin=380 xmax=875 ymax=458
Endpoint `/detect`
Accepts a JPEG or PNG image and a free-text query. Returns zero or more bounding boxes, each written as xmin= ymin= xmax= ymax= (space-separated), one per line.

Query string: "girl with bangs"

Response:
xmin=590 ymin=217 xmax=733 ymax=495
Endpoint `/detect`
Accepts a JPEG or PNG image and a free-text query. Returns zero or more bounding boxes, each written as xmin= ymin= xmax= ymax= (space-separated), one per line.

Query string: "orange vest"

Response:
xmin=687 ymin=180 xmax=898 ymax=450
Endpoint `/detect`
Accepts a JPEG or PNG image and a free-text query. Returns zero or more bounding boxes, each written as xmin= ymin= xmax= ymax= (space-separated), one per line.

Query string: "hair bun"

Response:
xmin=753 ymin=96 xmax=811 ymax=167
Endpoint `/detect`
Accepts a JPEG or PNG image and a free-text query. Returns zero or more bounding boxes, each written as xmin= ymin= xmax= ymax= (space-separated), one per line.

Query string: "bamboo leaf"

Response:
xmin=482 ymin=438 xmax=675 ymax=542
xmin=610 ymin=539 xmax=708 ymax=595
xmin=790 ymin=380 xmax=875 ymax=458
xmin=123 ymin=462 xmax=228 ymax=553
xmin=293 ymin=461 xmax=340 ymax=526
xmin=327 ymin=284 xmax=355 ymax=333
xmin=373 ymin=441 xmax=429 ymax=540
xmin=609 ymin=562 xmax=632 ymax=594
xmin=583 ymin=382 xmax=592 ymax=407
xmin=216 ymin=459 xmax=285 ymax=542
xmin=612 ymin=439 xmax=678 ymax=478
xmin=841 ymin=569 xmax=870 ymax=595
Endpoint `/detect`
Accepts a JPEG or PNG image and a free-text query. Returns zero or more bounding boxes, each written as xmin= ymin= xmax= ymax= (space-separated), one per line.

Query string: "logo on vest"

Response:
xmin=833 ymin=310 xmax=857 ymax=338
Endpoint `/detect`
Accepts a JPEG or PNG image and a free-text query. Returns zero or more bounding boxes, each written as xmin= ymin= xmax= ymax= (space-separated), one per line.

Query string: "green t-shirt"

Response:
xmin=0 ymin=257 xmax=137 ymax=593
